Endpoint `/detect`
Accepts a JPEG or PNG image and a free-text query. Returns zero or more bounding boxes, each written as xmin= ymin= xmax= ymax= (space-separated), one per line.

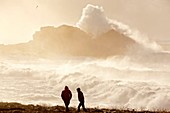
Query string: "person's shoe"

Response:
xmin=84 ymin=109 xmax=87 ymax=112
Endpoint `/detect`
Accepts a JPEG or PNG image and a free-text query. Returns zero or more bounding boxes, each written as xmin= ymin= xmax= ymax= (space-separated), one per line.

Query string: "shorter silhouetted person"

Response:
xmin=61 ymin=86 xmax=72 ymax=112
xmin=76 ymin=88 xmax=87 ymax=112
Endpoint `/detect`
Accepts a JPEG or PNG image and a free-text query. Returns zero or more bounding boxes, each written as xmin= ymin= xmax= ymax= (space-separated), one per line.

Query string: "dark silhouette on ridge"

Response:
xmin=61 ymin=86 xmax=72 ymax=112
xmin=76 ymin=88 xmax=87 ymax=112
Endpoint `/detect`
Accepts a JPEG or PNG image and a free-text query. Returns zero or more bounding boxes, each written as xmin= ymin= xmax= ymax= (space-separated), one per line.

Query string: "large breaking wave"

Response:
xmin=77 ymin=4 xmax=162 ymax=52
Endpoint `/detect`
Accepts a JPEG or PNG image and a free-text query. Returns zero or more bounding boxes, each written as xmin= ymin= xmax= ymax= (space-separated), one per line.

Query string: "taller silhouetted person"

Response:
xmin=76 ymin=88 xmax=87 ymax=112
xmin=61 ymin=86 xmax=72 ymax=112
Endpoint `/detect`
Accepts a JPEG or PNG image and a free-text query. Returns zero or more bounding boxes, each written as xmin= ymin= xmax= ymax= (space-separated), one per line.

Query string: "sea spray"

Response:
xmin=0 ymin=56 xmax=170 ymax=110
xmin=77 ymin=4 xmax=162 ymax=52
xmin=0 ymin=3 xmax=170 ymax=111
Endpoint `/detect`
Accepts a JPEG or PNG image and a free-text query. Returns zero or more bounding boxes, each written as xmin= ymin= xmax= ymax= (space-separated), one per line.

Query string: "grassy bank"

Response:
xmin=0 ymin=102 xmax=169 ymax=113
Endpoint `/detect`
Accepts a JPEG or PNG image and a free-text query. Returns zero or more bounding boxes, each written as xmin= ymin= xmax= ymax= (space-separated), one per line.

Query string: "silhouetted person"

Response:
xmin=76 ymin=88 xmax=87 ymax=112
xmin=61 ymin=86 xmax=72 ymax=112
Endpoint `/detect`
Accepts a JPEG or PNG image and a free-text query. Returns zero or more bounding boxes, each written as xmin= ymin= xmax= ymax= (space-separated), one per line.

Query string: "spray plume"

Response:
xmin=77 ymin=4 xmax=162 ymax=51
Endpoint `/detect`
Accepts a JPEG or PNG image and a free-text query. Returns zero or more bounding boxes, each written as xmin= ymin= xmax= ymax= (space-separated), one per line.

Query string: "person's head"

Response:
xmin=76 ymin=88 xmax=81 ymax=92
xmin=65 ymin=86 xmax=69 ymax=90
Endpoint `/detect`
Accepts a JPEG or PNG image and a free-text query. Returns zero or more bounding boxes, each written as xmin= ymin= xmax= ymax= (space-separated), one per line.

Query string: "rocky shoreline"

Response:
xmin=0 ymin=102 xmax=169 ymax=113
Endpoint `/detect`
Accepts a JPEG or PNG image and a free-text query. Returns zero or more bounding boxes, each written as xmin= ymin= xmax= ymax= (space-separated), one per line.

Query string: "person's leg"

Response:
xmin=78 ymin=102 xmax=82 ymax=112
xmin=66 ymin=105 xmax=69 ymax=112
xmin=64 ymin=101 xmax=69 ymax=112
xmin=81 ymin=101 xmax=87 ymax=112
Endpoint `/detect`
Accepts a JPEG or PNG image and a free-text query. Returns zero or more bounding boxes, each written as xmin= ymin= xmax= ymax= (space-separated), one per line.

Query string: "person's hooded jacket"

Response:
xmin=61 ymin=86 xmax=72 ymax=102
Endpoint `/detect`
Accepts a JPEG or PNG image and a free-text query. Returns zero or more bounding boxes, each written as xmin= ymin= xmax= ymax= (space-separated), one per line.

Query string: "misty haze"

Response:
xmin=0 ymin=1 xmax=170 ymax=112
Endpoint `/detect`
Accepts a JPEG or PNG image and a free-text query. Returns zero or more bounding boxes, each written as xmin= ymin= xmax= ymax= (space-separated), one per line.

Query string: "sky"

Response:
xmin=0 ymin=0 xmax=170 ymax=44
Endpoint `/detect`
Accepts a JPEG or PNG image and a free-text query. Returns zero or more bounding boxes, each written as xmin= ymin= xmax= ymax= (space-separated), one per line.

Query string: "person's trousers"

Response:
xmin=78 ymin=101 xmax=87 ymax=112
xmin=64 ymin=100 xmax=70 ymax=112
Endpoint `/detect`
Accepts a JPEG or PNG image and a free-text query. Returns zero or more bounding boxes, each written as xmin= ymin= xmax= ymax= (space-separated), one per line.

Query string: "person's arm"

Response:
xmin=61 ymin=91 xmax=64 ymax=100
xmin=70 ymin=90 xmax=72 ymax=99
xmin=81 ymin=92 xmax=84 ymax=101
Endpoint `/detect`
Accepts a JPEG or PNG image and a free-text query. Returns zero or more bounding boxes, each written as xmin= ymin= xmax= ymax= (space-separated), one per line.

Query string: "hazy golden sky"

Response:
xmin=0 ymin=0 xmax=170 ymax=44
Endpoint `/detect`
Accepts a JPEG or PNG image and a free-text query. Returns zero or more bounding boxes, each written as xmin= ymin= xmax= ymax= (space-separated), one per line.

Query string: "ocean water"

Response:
xmin=0 ymin=44 xmax=170 ymax=111
xmin=1 ymin=1 xmax=170 ymax=111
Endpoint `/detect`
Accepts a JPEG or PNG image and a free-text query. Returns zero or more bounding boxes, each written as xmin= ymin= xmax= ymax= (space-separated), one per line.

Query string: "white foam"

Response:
xmin=0 ymin=57 xmax=170 ymax=110
xmin=77 ymin=4 xmax=162 ymax=52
